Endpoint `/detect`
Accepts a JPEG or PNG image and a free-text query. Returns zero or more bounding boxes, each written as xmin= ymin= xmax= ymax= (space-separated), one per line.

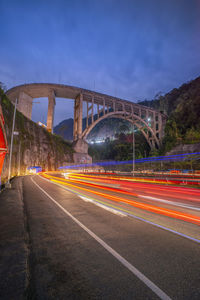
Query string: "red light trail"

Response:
xmin=41 ymin=173 xmax=200 ymax=226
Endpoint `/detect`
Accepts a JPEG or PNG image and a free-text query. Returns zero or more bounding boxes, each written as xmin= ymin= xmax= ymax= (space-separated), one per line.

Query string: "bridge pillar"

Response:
xmin=73 ymin=93 xmax=83 ymax=140
xmin=47 ymin=90 xmax=56 ymax=133
xmin=73 ymin=93 xmax=92 ymax=163
xmin=73 ymin=138 xmax=92 ymax=164
xmin=18 ymin=92 xmax=33 ymax=119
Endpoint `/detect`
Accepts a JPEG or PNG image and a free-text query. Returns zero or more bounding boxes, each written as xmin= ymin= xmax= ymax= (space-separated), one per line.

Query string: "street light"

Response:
xmin=132 ymin=123 xmax=135 ymax=176
xmin=6 ymin=98 xmax=18 ymax=188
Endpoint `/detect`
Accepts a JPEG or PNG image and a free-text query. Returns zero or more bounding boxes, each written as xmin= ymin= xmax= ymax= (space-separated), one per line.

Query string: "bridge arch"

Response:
xmin=82 ymin=111 xmax=160 ymax=149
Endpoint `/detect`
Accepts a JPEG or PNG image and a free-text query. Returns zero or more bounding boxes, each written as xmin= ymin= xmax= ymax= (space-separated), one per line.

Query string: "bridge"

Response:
xmin=6 ymin=83 xmax=167 ymax=154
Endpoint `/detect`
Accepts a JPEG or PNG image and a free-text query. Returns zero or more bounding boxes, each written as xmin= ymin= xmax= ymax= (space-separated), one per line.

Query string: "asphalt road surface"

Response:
xmin=22 ymin=175 xmax=200 ymax=299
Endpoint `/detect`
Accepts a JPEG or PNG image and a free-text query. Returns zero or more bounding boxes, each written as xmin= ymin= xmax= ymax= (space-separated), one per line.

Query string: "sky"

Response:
xmin=0 ymin=0 xmax=200 ymax=126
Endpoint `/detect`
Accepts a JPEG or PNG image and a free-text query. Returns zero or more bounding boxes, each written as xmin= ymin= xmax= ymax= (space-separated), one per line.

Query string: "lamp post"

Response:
xmin=18 ymin=140 xmax=21 ymax=176
xmin=6 ymin=98 xmax=17 ymax=188
xmin=132 ymin=123 xmax=135 ymax=176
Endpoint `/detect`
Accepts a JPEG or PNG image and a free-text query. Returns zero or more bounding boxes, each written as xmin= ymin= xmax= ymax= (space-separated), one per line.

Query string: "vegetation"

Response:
xmin=54 ymin=76 xmax=200 ymax=168
xmin=140 ymin=76 xmax=200 ymax=153
xmin=88 ymin=129 xmax=150 ymax=162
xmin=0 ymin=86 xmax=74 ymax=182
xmin=88 ymin=76 xmax=200 ymax=169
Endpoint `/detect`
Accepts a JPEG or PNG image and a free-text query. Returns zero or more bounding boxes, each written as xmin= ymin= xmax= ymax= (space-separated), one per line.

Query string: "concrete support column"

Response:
xmin=18 ymin=92 xmax=33 ymax=119
xmin=152 ymin=111 xmax=156 ymax=132
xmin=86 ymin=101 xmax=89 ymax=128
xmin=113 ymin=100 xmax=116 ymax=112
xmin=103 ymin=98 xmax=105 ymax=115
xmin=77 ymin=93 xmax=83 ymax=138
xmin=131 ymin=105 xmax=134 ymax=120
xmin=146 ymin=110 xmax=149 ymax=123
xmin=47 ymin=90 xmax=56 ymax=133
xmin=73 ymin=99 xmax=78 ymax=140
xmin=150 ymin=138 xmax=156 ymax=149
xmin=73 ymin=93 xmax=83 ymax=140
xmin=91 ymin=95 xmax=94 ymax=123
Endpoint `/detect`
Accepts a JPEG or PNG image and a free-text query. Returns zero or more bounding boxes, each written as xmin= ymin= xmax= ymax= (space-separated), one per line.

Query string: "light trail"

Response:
xmin=67 ymin=172 xmax=173 ymax=185
xmin=42 ymin=173 xmax=200 ymax=226
xmin=44 ymin=173 xmax=200 ymax=210
xmin=63 ymin=173 xmax=200 ymax=202
xmin=66 ymin=172 xmax=200 ymax=189
xmin=43 ymin=173 xmax=138 ymax=197
xmin=40 ymin=175 xmax=200 ymax=244
xmin=58 ymin=151 xmax=200 ymax=170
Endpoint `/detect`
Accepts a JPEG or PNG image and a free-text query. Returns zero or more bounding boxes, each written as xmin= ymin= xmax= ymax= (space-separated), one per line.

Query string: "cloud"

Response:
xmin=0 ymin=0 xmax=200 ymax=124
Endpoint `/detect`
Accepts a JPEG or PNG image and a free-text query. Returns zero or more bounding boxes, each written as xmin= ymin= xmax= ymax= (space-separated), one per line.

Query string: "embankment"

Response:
xmin=1 ymin=94 xmax=74 ymax=184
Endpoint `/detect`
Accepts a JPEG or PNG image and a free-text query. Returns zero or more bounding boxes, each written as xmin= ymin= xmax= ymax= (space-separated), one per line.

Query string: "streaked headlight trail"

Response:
xmin=41 ymin=172 xmax=200 ymax=226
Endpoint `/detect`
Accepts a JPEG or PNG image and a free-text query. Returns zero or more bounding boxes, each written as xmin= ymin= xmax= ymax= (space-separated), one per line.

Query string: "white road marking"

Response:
xmin=139 ymin=195 xmax=200 ymax=211
xmin=41 ymin=176 xmax=126 ymax=217
xmin=31 ymin=176 xmax=171 ymax=300
xmin=80 ymin=196 xmax=126 ymax=217
xmin=39 ymin=175 xmax=200 ymax=244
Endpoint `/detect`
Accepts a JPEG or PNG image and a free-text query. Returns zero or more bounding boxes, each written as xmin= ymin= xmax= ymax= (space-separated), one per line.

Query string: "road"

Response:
xmin=22 ymin=174 xmax=200 ymax=299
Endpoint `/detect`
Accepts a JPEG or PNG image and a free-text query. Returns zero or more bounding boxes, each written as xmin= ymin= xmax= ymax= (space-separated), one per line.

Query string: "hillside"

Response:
xmin=54 ymin=118 xmax=74 ymax=141
xmin=140 ymin=76 xmax=200 ymax=152
xmin=54 ymin=115 xmax=132 ymax=142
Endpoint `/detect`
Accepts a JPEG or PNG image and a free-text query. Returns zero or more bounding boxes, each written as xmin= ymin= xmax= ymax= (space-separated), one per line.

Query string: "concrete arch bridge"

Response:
xmin=6 ymin=83 xmax=167 ymax=161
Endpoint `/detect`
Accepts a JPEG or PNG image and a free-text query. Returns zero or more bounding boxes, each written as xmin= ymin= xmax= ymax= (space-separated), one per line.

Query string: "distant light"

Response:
xmin=88 ymin=139 xmax=104 ymax=144
xmin=37 ymin=121 xmax=47 ymax=128
xmin=147 ymin=118 xmax=151 ymax=122
xmin=63 ymin=172 xmax=70 ymax=179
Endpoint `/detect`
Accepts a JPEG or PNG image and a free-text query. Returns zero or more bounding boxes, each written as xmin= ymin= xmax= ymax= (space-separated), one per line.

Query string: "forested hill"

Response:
xmin=140 ymin=76 xmax=200 ymax=152
xmin=141 ymin=76 xmax=200 ymax=117
xmin=54 ymin=118 xmax=74 ymax=141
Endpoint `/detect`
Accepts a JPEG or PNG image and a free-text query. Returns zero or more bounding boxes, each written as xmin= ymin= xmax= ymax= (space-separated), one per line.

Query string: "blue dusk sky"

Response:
xmin=0 ymin=0 xmax=200 ymax=125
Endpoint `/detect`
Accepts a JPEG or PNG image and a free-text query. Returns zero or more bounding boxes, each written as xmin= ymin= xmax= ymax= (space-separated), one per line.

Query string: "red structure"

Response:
xmin=0 ymin=103 xmax=7 ymax=176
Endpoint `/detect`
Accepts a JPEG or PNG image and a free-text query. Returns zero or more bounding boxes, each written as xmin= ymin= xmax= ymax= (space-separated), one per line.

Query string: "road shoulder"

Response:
xmin=0 ymin=177 xmax=28 ymax=299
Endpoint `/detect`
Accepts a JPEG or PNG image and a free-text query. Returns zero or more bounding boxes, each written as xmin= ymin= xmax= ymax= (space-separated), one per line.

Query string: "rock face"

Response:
xmin=1 ymin=96 xmax=74 ymax=184
xmin=166 ymin=143 xmax=200 ymax=155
